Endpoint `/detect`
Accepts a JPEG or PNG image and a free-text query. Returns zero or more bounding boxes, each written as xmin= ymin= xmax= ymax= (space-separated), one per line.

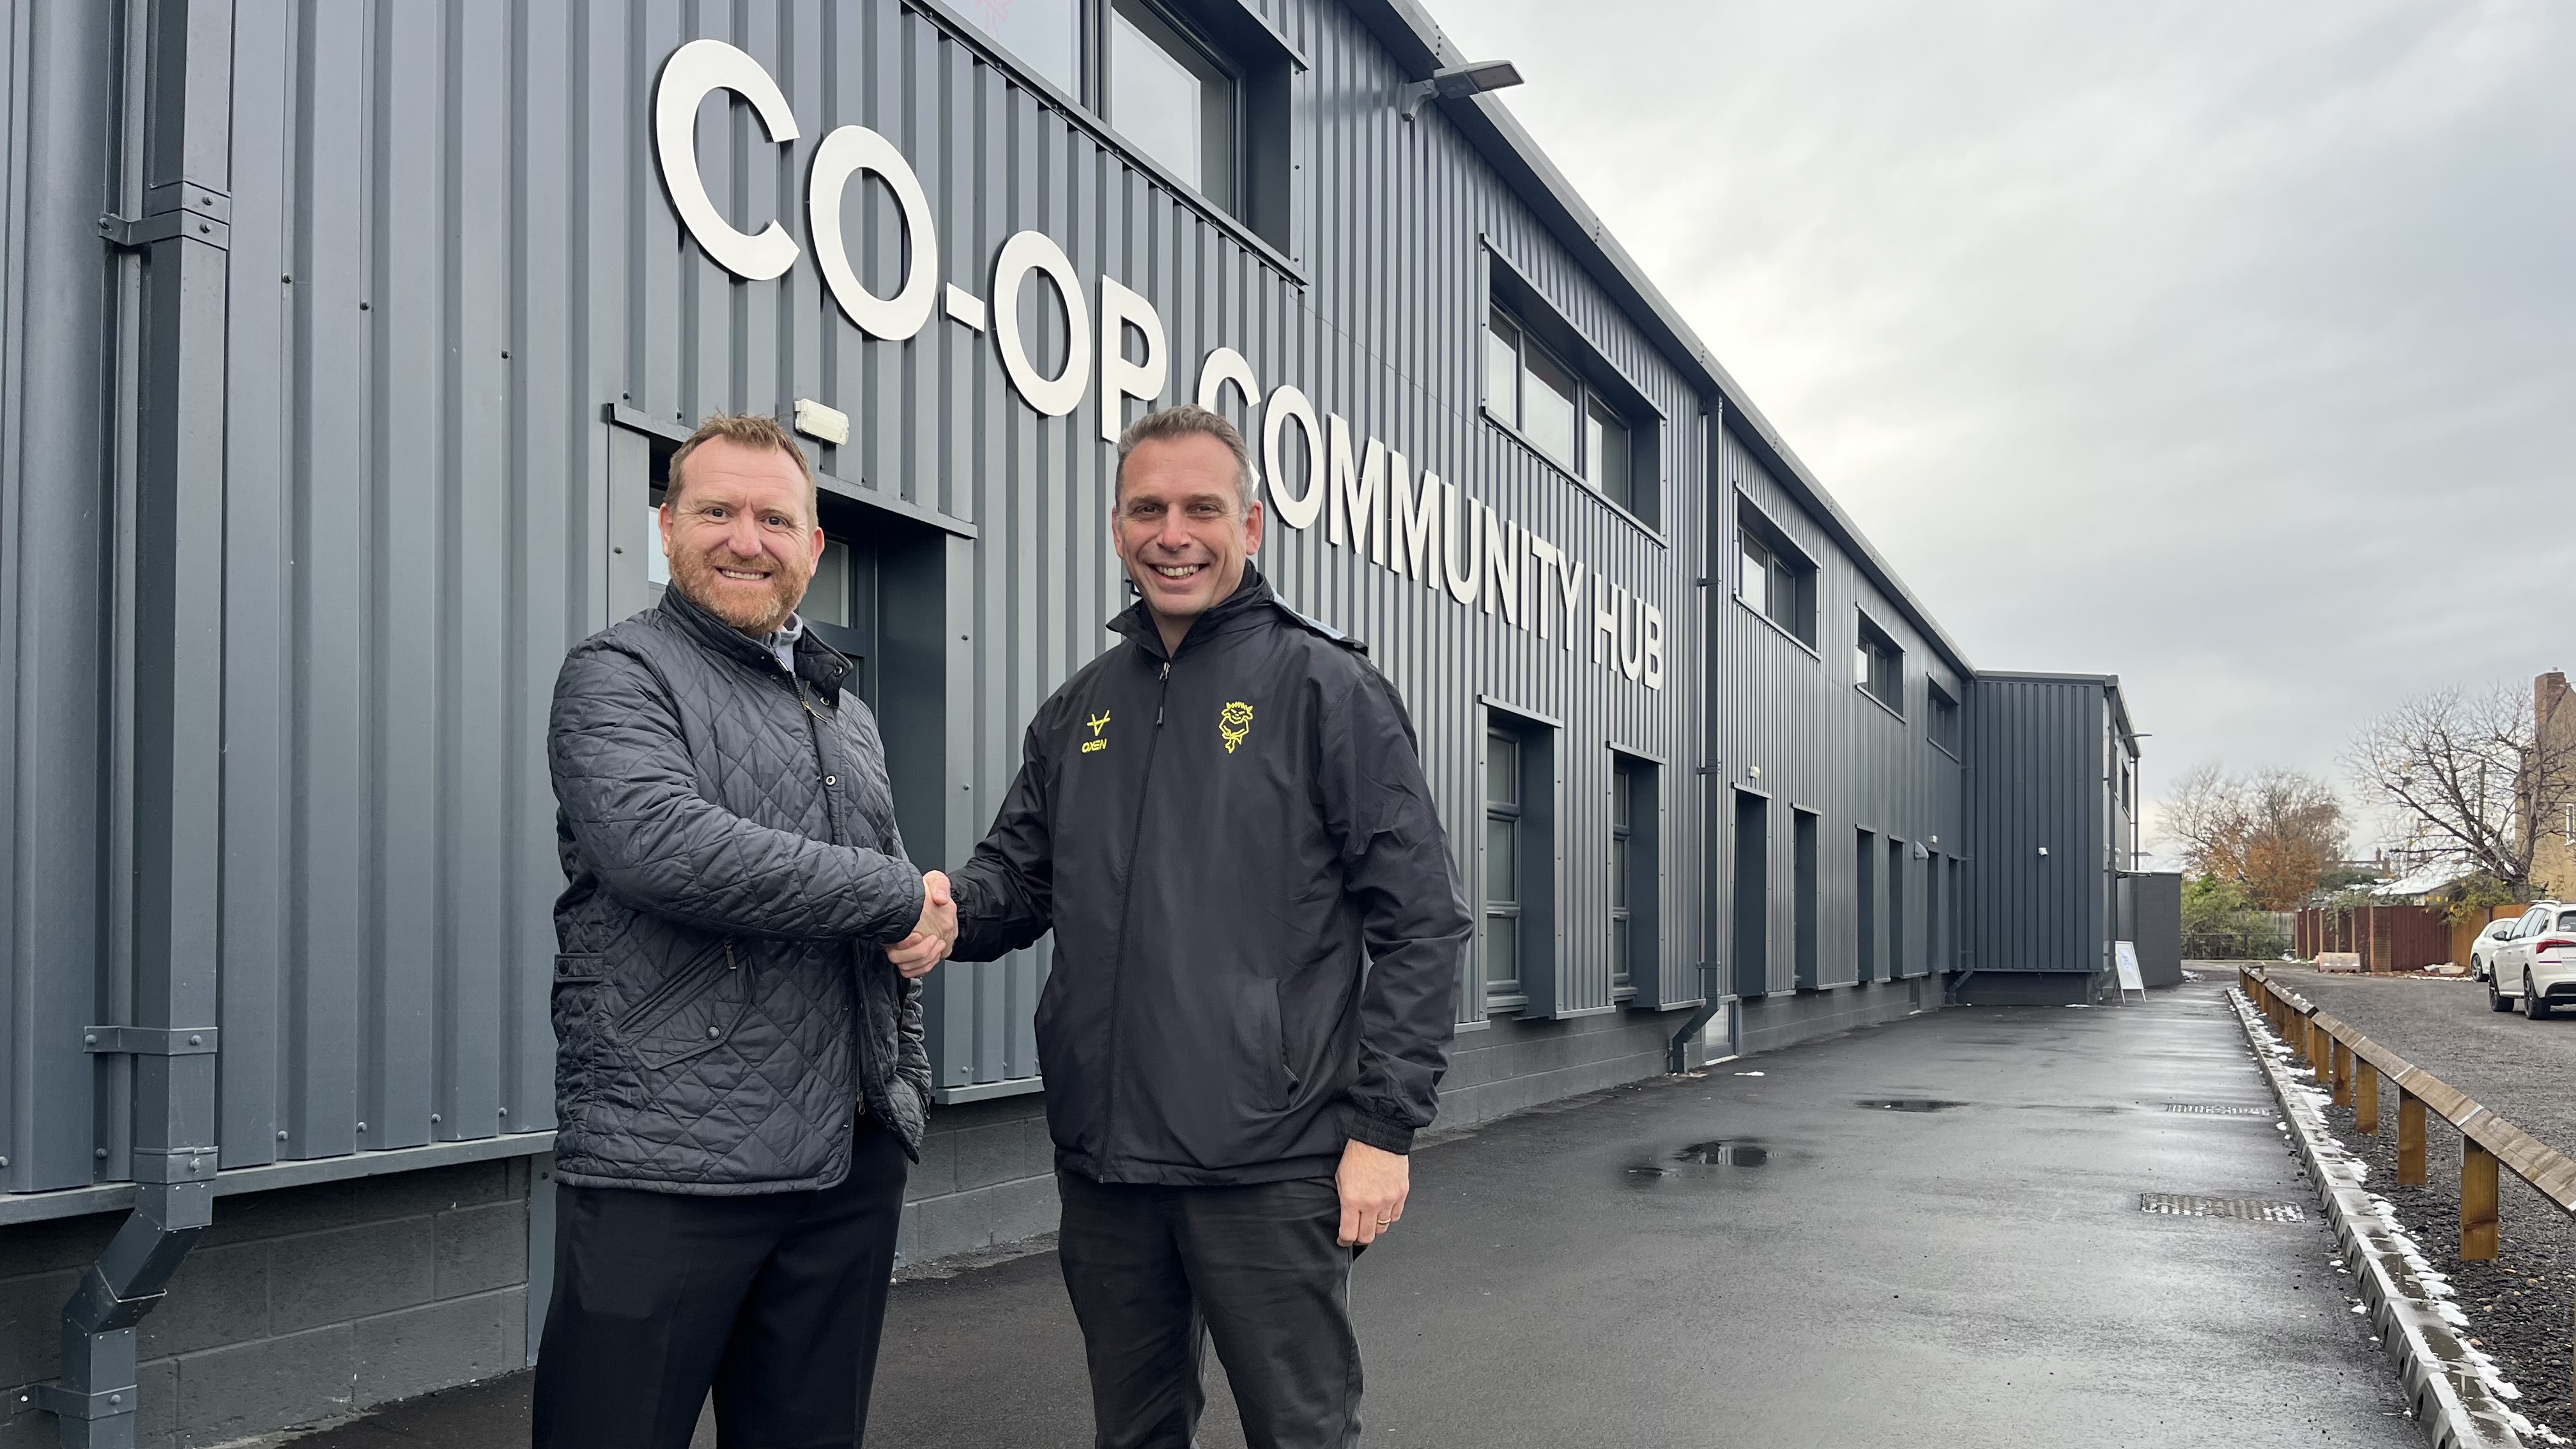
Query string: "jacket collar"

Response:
xmin=658 ymin=586 xmax=854 ymax=703
xmin=1108 ymin=564 xmax=1275 ymax=661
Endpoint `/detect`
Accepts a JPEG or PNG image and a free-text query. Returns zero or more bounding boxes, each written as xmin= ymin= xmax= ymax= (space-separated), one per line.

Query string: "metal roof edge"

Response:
xmin=1975 ymin=671 xmax=2141 ymax=747
xmin=1342 ymin=0 xmax=1975 ymax=676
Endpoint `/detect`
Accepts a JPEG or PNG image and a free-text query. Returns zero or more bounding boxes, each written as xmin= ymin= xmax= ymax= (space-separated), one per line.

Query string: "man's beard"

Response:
xmin=670 ymin=548 xmax=808 ymax=635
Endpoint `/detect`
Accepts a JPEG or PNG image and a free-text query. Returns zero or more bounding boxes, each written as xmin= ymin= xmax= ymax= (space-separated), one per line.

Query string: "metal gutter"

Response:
xmin=0 ymin=1133 xmax=560 ymax=1229
xmin=1343 ymin=0 xmax=1977 ymax=677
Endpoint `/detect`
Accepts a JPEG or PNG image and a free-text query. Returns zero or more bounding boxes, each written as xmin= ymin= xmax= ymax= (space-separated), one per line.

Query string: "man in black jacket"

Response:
xmin=537 ymin=413 xmax=957 ymax=1449
xmin=945 ymin=404 xmax=1472 ymax=1449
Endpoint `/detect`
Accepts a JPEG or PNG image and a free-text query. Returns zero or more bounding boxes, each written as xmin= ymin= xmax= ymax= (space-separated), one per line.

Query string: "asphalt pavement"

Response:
xmin=2268 ymin=962 xmax=2576 ymax=1437
xmin=293 ymin=981 xmax=2417 ymax=1448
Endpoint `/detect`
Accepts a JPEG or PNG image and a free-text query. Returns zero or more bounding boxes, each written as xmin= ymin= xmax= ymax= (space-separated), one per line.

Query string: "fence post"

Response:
xmin=2356 ymin=1062 xmax=2379 ymax=1135
xmin=2310 ymin=1018 xmax=2328 ymax=1073
xmin=2461 ymin=1139 xmax=2500 ymax=1260
xmin=2330 ymin=1037 xmax=2351 ymax=1107
xmin=2398 ymin=1090 xmax=2426 ymax=1186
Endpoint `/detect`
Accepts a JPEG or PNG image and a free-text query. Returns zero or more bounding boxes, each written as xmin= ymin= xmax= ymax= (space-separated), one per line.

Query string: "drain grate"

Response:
xmin=2163 ymin=1103 xmax=2278 ymax=1117
xmin=2138 ymin=1192 xmax=2304 ymax=1222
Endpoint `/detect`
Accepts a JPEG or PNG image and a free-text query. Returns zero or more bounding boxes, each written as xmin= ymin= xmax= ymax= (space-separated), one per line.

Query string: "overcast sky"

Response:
xmin=1433 ymin=0 xmax=2575 ymax=851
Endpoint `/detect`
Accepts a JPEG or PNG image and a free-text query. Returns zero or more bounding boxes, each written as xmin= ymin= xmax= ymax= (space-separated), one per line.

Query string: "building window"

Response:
xmin=1857 ymin=613 xmax=1903 ymax=714
xmin=1107 ymin=0 xmax=1234 ymax=206
xmin=1886 ymin=838 xmax=1907 ymax=977
xmin=1736 ymin=500 xmax=1816 ymax=647
xmin=1855 ymin=829 xmax=1878 ymax=983
xmin=1486 ymin=726 xmax=1526 ymax=1011
xmin=957 ymin=0 xmax=1284 ymax=238
xmin=1486 ymin=307 xmax=1639 ymax=514
xmin=1611 ymin=755 xmax=1657 ymax=1000
xmin=966 ymin=0 xmax=1081 ymax=93
xmin=1929 ymin=681 xmax=1961 ymax=756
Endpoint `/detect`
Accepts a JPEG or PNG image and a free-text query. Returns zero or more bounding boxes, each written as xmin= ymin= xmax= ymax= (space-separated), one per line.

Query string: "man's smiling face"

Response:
xmin=659 ymin=435 xmax=824 ymax=636
xmin=1112 ymin=432 xmax=1264 ymax=647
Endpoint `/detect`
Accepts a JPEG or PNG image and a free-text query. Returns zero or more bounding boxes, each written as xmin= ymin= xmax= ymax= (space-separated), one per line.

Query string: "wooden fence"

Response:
xmin=2294 ymin=905 xmax=2455 ymax=973
xmin=2242 ymin=967 xmax=2575 ymax=1390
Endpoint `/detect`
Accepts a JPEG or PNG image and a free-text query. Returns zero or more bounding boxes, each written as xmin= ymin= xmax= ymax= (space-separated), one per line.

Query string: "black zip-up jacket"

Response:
xmin=547 ymin=587 xmax=931 ymax=1193
xmin=948 ymin=567 xmax=1470 ymax=1186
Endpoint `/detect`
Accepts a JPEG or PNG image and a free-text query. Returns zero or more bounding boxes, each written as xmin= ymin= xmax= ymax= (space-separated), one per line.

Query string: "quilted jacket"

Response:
xmin=948 ymin=567 xmax=1471 ymax=1186
xmin=547 ymin=586 xmax=931 ymax=1193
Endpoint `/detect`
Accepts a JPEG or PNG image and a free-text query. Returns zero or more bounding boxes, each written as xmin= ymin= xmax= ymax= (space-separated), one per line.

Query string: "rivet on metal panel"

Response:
xmin=500 ymin=1108 xmax=510 ymax=1117
xmin=276 ymin=1130 xmax=287 ymax=1140
xmin=431 ymin=1114 xmax=441 ymax=1124
xmin=356 ymin=1122 xmax=367 ymax=1133
xmin=95 ymin=1149 xmax=107 ymax=1160
xmin=1 ymin=1156 xmax=10 ymax=1167
xmin=358 ymin=301 xmax=369 ymax=310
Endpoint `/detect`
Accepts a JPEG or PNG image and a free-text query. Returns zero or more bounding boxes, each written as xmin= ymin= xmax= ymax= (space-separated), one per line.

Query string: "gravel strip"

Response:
xmin=2256 ymin=964 xmax=2576 ymax=1439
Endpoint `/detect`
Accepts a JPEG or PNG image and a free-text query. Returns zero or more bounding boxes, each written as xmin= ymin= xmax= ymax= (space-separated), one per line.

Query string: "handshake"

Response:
xmin=889 ymin=870 xmax=956 ymax=979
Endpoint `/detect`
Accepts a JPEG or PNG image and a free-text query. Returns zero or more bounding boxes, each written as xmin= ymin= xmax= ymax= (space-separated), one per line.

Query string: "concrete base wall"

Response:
xmin=1737 ymin=975 xmax=1941 ymax=1057
xmin=0 ymin=982 xmax=1954 ymax=1445
xmin=1951 ymin=970 xmax=2108 ymax=1006
xmin=0 ymin=1160 xmax=533 ymax=1449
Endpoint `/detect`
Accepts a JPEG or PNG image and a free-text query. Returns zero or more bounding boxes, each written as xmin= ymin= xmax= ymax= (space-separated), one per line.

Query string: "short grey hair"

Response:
xmin=1115 ymin=404 xmax=1257 ymax=512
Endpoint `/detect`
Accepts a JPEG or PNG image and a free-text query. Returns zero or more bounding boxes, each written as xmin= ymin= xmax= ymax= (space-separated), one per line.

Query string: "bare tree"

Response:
xmin=2345 ymin=683 xmax=2576 ymax=893
xmin=2157 ymin=763 xmax=2346 ymax=908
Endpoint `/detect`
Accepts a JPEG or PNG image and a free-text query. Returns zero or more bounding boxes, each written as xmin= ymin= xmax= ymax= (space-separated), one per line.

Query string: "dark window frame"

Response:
xmin=1735 ymin=497 xmax=1818 ymax=649
xmin=1928 ymin=680 xmax=1961 ymax=758
xmin=1481 ymin=250 xmax=1666 ymax=530
xmin=1611 ymin=753 xmax=1659 ymax=1003
xmin=1857 ymin=611 xmax=1904 ymax=716
xmin=953 ymin=0 xmax=1293 ymax=245
xmin=1482 ymin=712 xmax=1558 ymax=1016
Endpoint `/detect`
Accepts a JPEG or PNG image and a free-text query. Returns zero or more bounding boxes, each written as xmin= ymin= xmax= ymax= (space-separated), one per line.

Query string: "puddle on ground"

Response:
xmin=1857 ymin=1098 xmax=1969 ymax=1112
xmin=1623 ymin=1139 xmax=1773 ymax=1183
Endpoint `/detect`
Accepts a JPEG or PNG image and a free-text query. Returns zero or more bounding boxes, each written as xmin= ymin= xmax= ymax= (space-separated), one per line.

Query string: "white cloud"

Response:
xmin=1432 ymin=0 xmax=2576 ymax=816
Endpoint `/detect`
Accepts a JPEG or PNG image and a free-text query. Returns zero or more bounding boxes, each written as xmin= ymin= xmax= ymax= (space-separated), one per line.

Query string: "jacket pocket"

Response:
xmin=617 ymin=940 xmax=751 ymax=1071
xmin=1245 ymin=977 xmax=1296 ymax=1114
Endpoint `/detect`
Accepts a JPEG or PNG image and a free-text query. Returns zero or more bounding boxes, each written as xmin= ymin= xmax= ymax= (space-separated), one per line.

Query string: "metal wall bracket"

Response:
xmin=81 ymin=1027 xmax=217 ymax=1055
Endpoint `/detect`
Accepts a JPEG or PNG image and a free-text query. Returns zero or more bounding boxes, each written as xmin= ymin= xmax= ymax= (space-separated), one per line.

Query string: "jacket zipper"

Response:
xmin=1098 ymin=656 xmax=1174 ymax=1168
xmin=796 ymin=669 xmax=884 ymax=1129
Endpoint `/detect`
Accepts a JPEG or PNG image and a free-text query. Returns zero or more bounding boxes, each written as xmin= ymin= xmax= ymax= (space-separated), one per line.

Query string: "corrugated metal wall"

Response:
xmin=0 ymin=0 xmax=130 ymax=1194
xmin=1712 ymin=425 xmax=1970 ymax=997
xmin=1966 ymin=675 xmax=2108 ymax=974
xmin=0 ymin=0 xmax=2135 ymax=1195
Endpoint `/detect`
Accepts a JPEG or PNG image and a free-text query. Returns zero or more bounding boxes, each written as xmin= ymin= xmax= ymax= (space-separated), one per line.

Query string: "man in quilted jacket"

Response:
xmin=534 ymin=413 xmax=957 ymax=1449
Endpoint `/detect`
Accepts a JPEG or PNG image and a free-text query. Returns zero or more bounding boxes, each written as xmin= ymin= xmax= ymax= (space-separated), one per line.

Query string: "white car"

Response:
xmin=2470 ymin=917 xmax=2520 ymax=982
xmin=2487 ymin=901 xmax=2576 ymax=1018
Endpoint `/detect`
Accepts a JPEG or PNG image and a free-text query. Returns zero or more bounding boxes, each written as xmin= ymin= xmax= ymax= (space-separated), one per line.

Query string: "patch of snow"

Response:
xmin=2238 ymin=989 xmax=2568 ymax=1446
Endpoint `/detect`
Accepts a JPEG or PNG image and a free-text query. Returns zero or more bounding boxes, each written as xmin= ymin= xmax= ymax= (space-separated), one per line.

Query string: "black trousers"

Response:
xmin=531 ymin=1117 xmax=909 ymax=1449
xmin=1057 ymin=1170 xmax=1362 ymax=1449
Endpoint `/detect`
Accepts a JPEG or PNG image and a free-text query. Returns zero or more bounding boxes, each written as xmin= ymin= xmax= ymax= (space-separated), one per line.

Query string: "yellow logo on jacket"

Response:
xmin=1219 ymin=701 xmax=1254 ymax=755
xmin=1082 ymin=710 xmax=1110 ymax=754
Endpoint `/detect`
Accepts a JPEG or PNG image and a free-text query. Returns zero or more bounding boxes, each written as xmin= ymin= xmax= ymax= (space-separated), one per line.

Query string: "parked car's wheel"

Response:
xmin=2492 ymin=977 xmax=2512 ymax=1011
xmin=2526 ymin=970 xmax=2552 ymax=1020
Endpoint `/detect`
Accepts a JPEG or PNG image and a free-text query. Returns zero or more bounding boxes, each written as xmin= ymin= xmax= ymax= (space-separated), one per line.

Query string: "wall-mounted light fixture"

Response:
xmin=1401 ymin=61 xmax=1525 ymax=122
xmin=2037 ymin=847 xmax=2050 ymax=857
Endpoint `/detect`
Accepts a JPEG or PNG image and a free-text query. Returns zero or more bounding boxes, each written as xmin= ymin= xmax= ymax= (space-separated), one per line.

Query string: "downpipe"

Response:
xmin=1667 ymin=962 xmax=1724 ymax=1073
xmin=37 ymin=1179 xmax=212 ymax=1447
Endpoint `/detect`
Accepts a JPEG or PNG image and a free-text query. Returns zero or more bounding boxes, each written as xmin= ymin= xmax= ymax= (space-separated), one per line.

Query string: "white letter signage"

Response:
xmin=654 ymin=39 xmax=802 ymax=281
xmin=991 ymin=231 xmax=1092 ymax=418
xmin=807 ymin=124 xmax=940 ymax=341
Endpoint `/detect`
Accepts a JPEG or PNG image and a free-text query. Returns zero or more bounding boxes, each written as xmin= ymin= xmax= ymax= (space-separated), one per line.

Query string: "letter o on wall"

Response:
xmin=1262 ymin=385 xmax=1325 ymax=531
xmin=992 ymin=231 xmax=1092 ymax=417
xmin=1197 ymin=347 xmax=1263 ymax=492
xmin=654 ymin=40 xmax=803 ymax=280
xmin=808 ymin=124 xmax=939 ymax=340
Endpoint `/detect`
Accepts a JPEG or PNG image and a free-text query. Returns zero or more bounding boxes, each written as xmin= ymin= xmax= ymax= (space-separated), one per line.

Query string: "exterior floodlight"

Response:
xmin=1400 ymin=61 xmax=1525 ymax=121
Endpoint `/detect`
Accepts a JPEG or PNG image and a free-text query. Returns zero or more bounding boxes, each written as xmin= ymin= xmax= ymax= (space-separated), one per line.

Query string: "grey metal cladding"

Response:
xmin=1967 ymin=675 xmax=2109 ymax=973
xmin=0 ymin=0 xmax=129 ymax=1193
xmin=1711 ymin=429 xmax=1966 ymax=1000
xmin=0 ymin=0 xmax=2076 ymax=1184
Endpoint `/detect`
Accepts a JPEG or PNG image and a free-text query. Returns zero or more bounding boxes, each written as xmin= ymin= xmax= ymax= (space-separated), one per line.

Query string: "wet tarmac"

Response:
xmin=291 ymin=981 xmax=2419 ymax=1448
